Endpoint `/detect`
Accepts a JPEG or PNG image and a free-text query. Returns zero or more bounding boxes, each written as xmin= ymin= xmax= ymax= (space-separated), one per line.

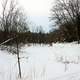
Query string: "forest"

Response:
xmin=0 ymin=0 xmax=80 ymax=46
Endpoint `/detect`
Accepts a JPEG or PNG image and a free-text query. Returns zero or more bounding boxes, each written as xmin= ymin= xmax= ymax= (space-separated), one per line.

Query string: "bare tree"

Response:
xmin=0 ymin=0 xmax=29 ymax=78
xmin=0 ymin=0 xmax=28 ymax=34
xmin=51 ymin=0 xmax=80 ymax=43
xmin=36 ymin=26 xmax=44 ymax=33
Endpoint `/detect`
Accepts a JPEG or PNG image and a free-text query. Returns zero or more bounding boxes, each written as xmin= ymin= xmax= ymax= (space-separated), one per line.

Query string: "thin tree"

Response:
xmin=0 ymin=0 xmax=29 ymax=78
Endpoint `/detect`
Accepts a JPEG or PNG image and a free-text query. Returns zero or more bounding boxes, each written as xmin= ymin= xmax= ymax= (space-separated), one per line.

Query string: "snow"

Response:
xmin=0 ymin=43 xmax=80 ymax=80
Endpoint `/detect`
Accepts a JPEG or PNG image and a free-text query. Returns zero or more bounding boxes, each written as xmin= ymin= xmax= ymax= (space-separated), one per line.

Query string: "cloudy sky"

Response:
xmin=19 ymin=0 xmax=54 ymax=32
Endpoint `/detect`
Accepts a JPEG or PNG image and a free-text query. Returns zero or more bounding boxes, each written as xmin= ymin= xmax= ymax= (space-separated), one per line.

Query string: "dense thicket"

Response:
xmin=0 ymin=30 xmax=72 ymax=45
xmin=51 ymin=0 xmax=80 ymax=43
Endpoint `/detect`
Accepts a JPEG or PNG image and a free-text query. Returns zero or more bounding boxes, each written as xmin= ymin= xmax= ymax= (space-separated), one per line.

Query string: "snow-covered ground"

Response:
xmin=0 ymin=43 xmax=80 ymax=80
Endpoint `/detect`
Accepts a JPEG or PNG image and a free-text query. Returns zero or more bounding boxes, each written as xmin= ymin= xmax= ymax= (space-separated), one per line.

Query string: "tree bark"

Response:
xmin=16 ymin=37 xmax=22 ymax=78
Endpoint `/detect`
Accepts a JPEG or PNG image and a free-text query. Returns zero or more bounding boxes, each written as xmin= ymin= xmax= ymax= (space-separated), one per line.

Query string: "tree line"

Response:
xmin=0 ymin=0 xmax=80 ymax=46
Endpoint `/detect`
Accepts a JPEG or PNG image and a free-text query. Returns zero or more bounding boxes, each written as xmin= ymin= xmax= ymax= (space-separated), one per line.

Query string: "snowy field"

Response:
xmin=0 ymin=43 xmax=80 ymax=80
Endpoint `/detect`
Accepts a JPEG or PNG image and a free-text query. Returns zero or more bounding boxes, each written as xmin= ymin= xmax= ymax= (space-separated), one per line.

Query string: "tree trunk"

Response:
xmin=16 ymin=37 xmax=22 ymax=78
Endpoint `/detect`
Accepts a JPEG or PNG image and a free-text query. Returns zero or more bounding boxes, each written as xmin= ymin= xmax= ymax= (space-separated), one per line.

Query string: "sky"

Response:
xmin=19 ymin=0 xmax=54 ymax=32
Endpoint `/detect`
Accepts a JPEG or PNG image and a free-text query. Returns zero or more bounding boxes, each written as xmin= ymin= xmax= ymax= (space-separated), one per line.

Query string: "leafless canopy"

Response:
xmin=0 ymin=0 xmax=28 ymax=33
xmin=51 ymin=0 xmax=80 ymax=42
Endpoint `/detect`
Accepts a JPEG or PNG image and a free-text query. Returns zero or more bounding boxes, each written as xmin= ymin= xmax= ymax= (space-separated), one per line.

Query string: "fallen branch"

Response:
xmin=0 ymin=37 xmax=16 ymax=46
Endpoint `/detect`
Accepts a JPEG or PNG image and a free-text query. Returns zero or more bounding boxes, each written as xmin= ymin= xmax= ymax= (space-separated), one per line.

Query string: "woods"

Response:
xmin=51 ymin=0 xmax=80 ymax=43
xmin=0 ymin=0 xmax=80 ymax=45
xmin=0 ymin=0 xmax=29 ymax=44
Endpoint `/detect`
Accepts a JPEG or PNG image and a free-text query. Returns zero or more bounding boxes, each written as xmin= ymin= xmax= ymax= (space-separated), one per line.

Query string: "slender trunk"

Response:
xmin=16 ymin=37 xmax=22 ymax=78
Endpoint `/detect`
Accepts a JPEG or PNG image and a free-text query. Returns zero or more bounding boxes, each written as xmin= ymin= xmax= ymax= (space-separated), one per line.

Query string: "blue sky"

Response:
xmin=28 ymin=15 xmax=52 ymax=32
